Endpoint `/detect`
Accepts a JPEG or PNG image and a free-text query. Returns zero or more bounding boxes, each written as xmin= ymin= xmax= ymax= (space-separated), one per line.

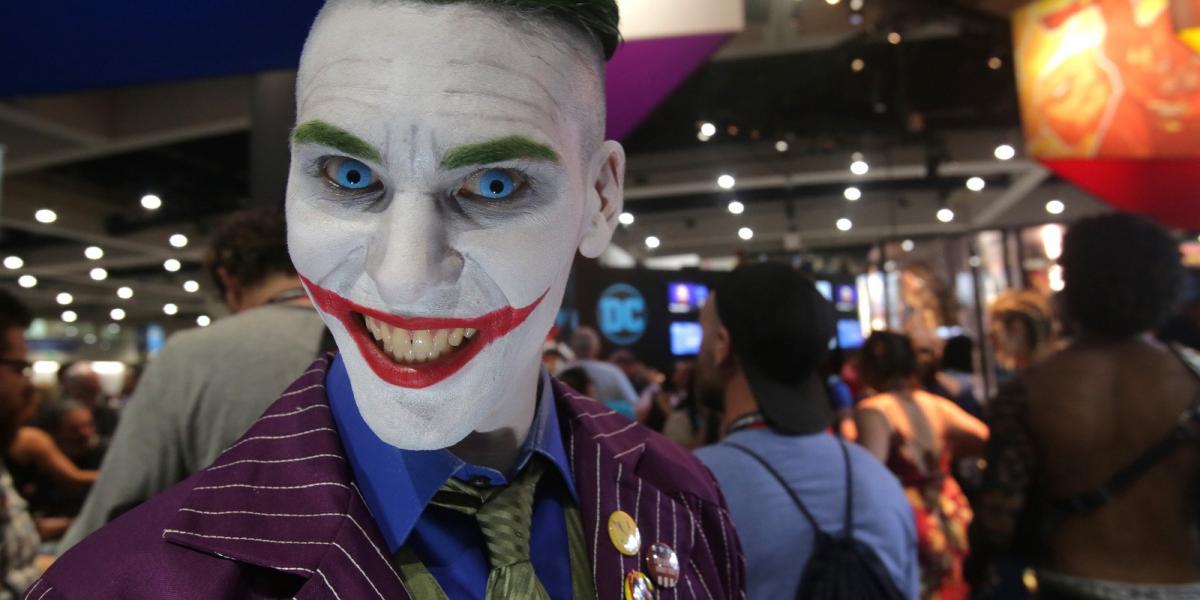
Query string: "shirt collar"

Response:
xmin=326 ymin=354 xmax=576 ymax=553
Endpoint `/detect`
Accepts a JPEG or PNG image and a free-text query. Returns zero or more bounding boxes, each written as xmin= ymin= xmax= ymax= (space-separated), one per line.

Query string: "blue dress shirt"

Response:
xmin=326 ymin=355 xmax=578 ymax=600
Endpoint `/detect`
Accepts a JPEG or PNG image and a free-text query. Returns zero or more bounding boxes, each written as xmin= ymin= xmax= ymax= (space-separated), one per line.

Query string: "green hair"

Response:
xmin=389 ymin=0 xmax=620 ymax=59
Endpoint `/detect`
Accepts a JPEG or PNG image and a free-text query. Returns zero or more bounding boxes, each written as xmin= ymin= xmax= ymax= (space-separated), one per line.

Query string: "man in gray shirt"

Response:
xmin=567 ymin=326 xmax=639 ymax=419
xmin=59 ymin=209 xmax=328 ymax=551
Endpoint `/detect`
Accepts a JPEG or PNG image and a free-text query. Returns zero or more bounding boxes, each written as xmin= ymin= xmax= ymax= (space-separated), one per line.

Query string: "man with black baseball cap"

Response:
xmin=694 ymin=262 xmax=918 ymax=599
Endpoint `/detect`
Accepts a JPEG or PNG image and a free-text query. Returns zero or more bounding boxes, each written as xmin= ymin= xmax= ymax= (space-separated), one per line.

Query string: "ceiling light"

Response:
xmin=851 ymin=58 xmax=865 ymax=72
xmin=738 ymin=227 xmax=754 ymax=241
xmin=699 ymin=122 xmax=717 ymax=137
xmin=717 ymin=174 xmax=736 ymax=190
xmin=197 ymin=315 xmax=212 ymax=328
xmin=728 ymin=200 xmax=745 ymax=215
xmin=169 ymin=234 xmax=188 ymax=248
xmin=83 ymin=333 xmax=97 ymax=344
xmin=105 ymin=324 xmax=121 ymax=336
xmin=1046 ymin=199 xmax=1066 ymax=215
xmin=901 ymin=239 xmax=915 ymax=252
xmin=183 ymin=280 xmax=200 ymax=293
xmin=843 ymin=186 xmax=862 ymax=201
xmin=826 ymin=0 xmax=840 ymax=5
xmin=163 ymin=259 xmax=181 ymax=272
xmin=775 ymin=140 xmax=789 ymax=153
xmin=937 ymin=208 xmax=956 ymax=223
xmin=163 ymin=303 xmax=179 ymax=316
xmin=850 ymin=160 xmax=869 ymax=175
xmin=61 ymin=311 xmax=77 ymax=323
xmin=887 ymin=32 xmax=902 ymax=45
xmin=849 ymin=0 xmax=864 ymax=9
xmin=994 ymin=144 xmax=1016 ymax=161
xmin=56 ymin=293 xmax=73 ymax=306
xmin=116 ymin=286 xmax=133 ymax=300
xmin=988 ymin=57 xmax=1003 ymax=70
xmin=3 ymin=256 xmax=23 ymax=270
xmin=84 ymin=246 xmax=104 ymax=260
xmin=966 ymin=177 xmax=986 ymax=192
xmin=110 ymin=308 xmax=126 ymax=321
xmin=17 ymin=276 xmax=37 ymax=289
xmin=645 ymin=236 xmax=661 ymax=250
xmin=141 ymin=194 xmax=162 ymax=210
xmin=697 ymin=132 xmax=712 ymax=142
xmin=34 ymin=209 xmax=57 ymax=224
xmin=836 ymin=218 xmax=854 ymax=232
xmin=89 ymin=268 xmax=108 ymax=281
xmin=618 ymin=212 xmax=635 ymax=226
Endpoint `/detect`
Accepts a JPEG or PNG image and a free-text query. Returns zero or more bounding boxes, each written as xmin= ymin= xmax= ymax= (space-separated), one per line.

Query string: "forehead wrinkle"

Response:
xmin=432 ymin=111 xmax=559 ymax=146
xmin=299 ymin=56 xmax=391 ymax=109
xmin=444 ymin=59 xmax=565 ymax=111
xmin=438 ymin=89 xmax=561 ymax=128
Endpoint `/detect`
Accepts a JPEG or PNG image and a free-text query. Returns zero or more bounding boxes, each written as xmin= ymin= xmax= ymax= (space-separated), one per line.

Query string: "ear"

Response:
xmin=714 ymin=324 xmax=734 ymax=368
xmin=216 ymin=267 xmax=241 ymax=309
xmin=579 ymin=140 xmax=626 ymax=259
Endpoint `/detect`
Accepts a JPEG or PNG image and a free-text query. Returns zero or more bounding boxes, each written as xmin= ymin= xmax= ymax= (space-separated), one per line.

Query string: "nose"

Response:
xmin=365 ymin=192 xmax=465 ymax=306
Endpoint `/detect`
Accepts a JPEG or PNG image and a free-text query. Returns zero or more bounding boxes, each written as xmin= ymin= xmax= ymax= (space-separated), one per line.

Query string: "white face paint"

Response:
xmin=287 ymin=1 xmax=624 ymax=450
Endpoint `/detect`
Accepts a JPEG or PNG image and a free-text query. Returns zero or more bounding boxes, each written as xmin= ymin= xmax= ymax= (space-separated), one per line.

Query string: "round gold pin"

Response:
xmin=608 ymin=510 xmax=642 ymax=556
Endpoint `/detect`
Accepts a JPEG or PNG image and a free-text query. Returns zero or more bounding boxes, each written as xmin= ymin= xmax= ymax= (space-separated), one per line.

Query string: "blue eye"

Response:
xmin=473 ymin=169 xmax=519 ymax=201
xmin=322 ymin=157 xmax=378 ymax=191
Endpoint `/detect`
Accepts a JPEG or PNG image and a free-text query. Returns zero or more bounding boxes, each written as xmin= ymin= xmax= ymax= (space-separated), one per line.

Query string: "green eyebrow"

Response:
xmin=292 ymin=120 xmax=382 ymax=164
xmin=441 ymin=135 xmax=559 ymax=170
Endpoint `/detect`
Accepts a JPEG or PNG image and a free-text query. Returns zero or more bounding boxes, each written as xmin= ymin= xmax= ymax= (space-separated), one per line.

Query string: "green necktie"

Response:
xmin=428 ymin=459 xmax=550 ymax=600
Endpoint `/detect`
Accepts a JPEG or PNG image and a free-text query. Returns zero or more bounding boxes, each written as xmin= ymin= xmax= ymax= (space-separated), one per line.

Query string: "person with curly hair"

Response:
xmin=967 ymin=213 xmax=1199 ymax=599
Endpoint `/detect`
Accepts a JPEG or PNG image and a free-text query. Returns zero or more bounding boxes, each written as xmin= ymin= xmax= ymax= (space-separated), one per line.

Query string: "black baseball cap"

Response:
xmin=713 ymin=262 xmax=836 ymax=435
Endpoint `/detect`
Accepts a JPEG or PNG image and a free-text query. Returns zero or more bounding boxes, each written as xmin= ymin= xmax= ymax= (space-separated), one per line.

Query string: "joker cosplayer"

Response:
xmin=30 ymin=1 xmax=744 ymax=599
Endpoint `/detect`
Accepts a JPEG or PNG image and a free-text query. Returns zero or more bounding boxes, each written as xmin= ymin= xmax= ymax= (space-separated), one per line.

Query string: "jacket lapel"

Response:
xmin=162 ymin=356 xmax=411 ymax=600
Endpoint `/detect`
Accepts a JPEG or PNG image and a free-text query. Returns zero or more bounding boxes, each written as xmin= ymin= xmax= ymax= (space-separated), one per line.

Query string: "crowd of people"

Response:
xmin=0 ymin=210 xmax=1194 ymax=599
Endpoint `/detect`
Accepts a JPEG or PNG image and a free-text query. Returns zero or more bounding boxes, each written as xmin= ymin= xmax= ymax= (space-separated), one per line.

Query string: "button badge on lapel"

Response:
xmin=624 ymin=570 xmax=654 ymax=600
xmin=607 ymin=510 xmax=642 ymax=556
xmin=645 ymin=542 xmax=680 ymax=589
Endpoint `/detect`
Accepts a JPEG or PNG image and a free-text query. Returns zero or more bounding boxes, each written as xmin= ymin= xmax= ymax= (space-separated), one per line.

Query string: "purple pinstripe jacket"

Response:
xmin=26 ymin=357 xmax=744 ymax=599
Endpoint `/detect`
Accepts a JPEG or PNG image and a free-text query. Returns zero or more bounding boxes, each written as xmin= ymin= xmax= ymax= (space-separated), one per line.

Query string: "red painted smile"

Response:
xmin=300 ymin=275 xmax=547 ymax=389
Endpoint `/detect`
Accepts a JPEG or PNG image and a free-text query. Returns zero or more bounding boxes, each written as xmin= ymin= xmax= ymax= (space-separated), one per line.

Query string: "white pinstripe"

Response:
xmin=573 ymin=409 xmax=617 ymax=421
xmin=34 ymin=588 xmax=51 ymax=600
xmin=162 ymin=530 xmax=383 ymax=600
xmin=634 ymin=478 xmax=642 ymax=534
xmin=315 ymin=569 xmax=343 ymax=600
xmin=689 ymin=559 xmax=715 ymax=600
xmin=206 ymin=454 xmax=344 ymax=471
xmin=278 ymin=384 xmax=327 ymax=399
xmin=345 ymin=483 xmax=407 ymax=589
xmin=193 ymin=481 xmax=349 ymax=492
xmin=22 ymin=579 xmax=42 ymax=600
xmin=179 ymin=508 xmax=348 ymax=518
xmin=684 ymin=575 xmax=695 ymax=599
xmin=654 ymin=489 xmax=661 ymax=545
xmin=672 ymin=498 xmax=679 ymax=600
xmin=718 ymin=506 xmax=732 ymax=591
xmin=616 ymin=462 xmax=625 ymax=591
xmin=591 ymin=444 xmax=601 ymax=585
xmin=259 ymin=404 xmax=330 ymax=420
xmin=219 ymin=427 xmax=337 ymax=454
xmin=592 ymin=421 xmax=638 ymax=440
xmin=613 ymin=443 xmax=645 ymax=460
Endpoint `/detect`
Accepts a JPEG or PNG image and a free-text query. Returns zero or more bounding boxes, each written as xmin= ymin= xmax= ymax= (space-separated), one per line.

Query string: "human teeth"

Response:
xmin=362 ymin=317 xmax=478 ymax=365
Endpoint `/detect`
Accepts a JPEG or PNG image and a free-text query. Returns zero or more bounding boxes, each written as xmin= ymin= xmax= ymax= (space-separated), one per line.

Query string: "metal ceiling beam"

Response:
xmin=971 ymin=165 xmax=1050 ymax=226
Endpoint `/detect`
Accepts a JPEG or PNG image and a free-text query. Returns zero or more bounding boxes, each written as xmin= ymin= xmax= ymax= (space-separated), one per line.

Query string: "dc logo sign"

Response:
xmin=597 ymin=283 xmax=646 ymax=346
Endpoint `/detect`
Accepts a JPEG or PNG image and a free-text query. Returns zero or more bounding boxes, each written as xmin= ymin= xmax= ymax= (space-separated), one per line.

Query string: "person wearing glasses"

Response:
xmin=0 ymin=289 xmax=50 ymax=598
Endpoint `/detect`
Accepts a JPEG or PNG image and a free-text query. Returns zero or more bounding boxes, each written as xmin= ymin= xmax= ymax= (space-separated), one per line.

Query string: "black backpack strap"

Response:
xmin=1050 ymin=344 xmax=1200 ymax=517
xmin=837 ymin=438 xmax=854 ymax=538
xmin=725 ymin=442 xmax=823 ymax=534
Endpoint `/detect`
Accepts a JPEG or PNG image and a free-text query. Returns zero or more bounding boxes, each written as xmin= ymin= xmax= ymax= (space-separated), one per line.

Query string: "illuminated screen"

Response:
xmin=670 ymin=322 xmax=703 ymax=356
xmin=815 ymin=280 xmax=833 ymax=301
xmin=668 ymin=282 xmax=710 ymax=314
xmin=837 ymin=319 xmax=865 ymax=350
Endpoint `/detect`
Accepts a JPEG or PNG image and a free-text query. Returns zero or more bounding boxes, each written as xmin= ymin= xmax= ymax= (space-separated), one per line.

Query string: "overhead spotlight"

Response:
xmin=851 ymin=58 xmax=865 ymax=73
xmin=901 ymin=239 xmax=915 ymax=252
xmin=738 ymin=227 xmax=754 ymax=241
xmin=697 ymin=132 xmax=712 ymax=142
xmin=717 ymin=174 xmax=737 ymax=190
xmin=56 ymin=293 xmax=73 ymax=306
xmin=110 ymin=308 xmax=126 ymax=321
xmin=61 ymin=311 xmax=77 ymax=324
xmin=3 ymin=256 xmax=23 ymax=270
xmin=34 ymin=209 xmax=57 ymax=224
xmin=836 ymin=218 xmax=853 ymax=232
xmin=89 ymin=268 xmax=108 ymax=281
xmin=183 ymin=280 xmax=200 ymax=293
xmin=775 ymin=140 xmax=789 ymax=153
xmin=843 ymin=187 xmax=862 ymax=201
xmin=850 ymin=160 xmax=870 ymax=176
xmin=163 ymin=259 xmax=182 ymax=272
xmin=1046 ymin=199 xmax=1066 ymax=215
xmin=17 ymin=276 xmax=37 ymax=289
xmin=163 ymin=303 xmax=179 ymax=316
xmin=116 ymin=286 xmax=134 ymax=300
xmin=728 ymin=201 xmax=745 ymax=215
xmin=645 ymin=236 xmax=661 ymax=250
xmin=937 ymin=208 xmax=956 ymax=223
xmin=84 ymin=246 xmax=104 ymax=260
xmin=197 ymin=315 xmax=212 ymax=328
xmin=700 ymin=122 xmax=717 ymax=138
xmin=169 ymin=234 xmax=189 ymax=248
xmin=966 ymin=177 xmax=986 ymax=192
xmin=849 ymin=0 xmax=864 ymax=9
xmin=994 ymin=144 xmax=1016 ymax=161
xmin=826 ymin=0 xmax=840 ymax=5
xmin=988 ymin=57 xmax=1003 ymax=70
xmin=618 ymin=212 xmax=635 ymax=226
xmin=141 ymin=194 xmax=162 ymax=210
xmin=887 ymin=32 xmax=902 ymax=45
xmin=106 ymin=323 xmax=121 ymax=336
